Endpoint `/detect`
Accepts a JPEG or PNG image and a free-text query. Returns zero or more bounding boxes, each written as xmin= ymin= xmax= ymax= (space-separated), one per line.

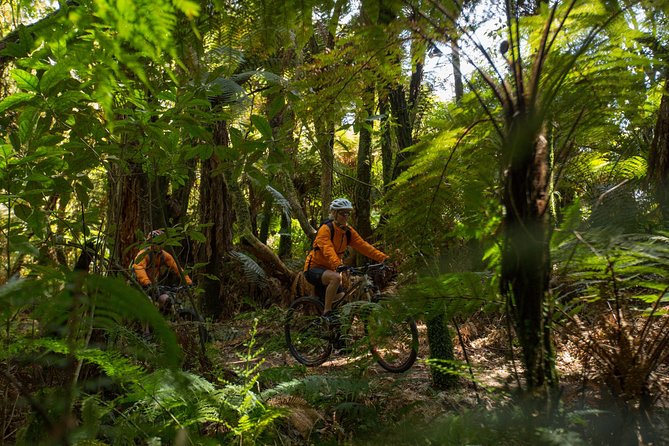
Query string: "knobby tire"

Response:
xmin=285 ymin=296 xmax=332 ymax=366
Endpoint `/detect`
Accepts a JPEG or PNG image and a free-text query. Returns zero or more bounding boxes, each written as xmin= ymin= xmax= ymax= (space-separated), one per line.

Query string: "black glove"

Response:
xmin=336 ymin=264 xmax=351 ymax=273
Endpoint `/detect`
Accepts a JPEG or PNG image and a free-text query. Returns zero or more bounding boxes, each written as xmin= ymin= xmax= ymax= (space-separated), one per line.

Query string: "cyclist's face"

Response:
xmin=335 ymin=210 xmax=351 ymax=225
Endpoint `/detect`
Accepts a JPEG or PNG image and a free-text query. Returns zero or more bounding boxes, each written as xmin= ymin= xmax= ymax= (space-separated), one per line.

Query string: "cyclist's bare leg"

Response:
xmin=321 ymin=270 xmax=343 ymax=314
xmin=157 ymin=292 xmax=171 ymax=313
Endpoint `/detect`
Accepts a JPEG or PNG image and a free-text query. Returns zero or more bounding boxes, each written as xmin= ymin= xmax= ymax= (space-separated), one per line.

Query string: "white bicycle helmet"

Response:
xmin=146 ymin=229 xmax=165 ymax=241
xmin=329 ymin=198 xmax=353 ymax=211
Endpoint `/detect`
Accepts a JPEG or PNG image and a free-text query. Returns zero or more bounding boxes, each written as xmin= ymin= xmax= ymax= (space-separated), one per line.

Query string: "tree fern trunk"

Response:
xmin=427 ymin=313 xmax=457 ymax=390
xmin=501 ymin=117 xmax=558 ymax=396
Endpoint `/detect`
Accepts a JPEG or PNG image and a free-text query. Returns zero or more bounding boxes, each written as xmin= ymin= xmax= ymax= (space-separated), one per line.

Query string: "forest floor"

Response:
xmin=200 ymin=307 xmax=669 ymax=445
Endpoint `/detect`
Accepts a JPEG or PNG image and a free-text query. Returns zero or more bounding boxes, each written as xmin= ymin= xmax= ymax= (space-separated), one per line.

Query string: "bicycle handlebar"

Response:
xmin=156 ymin=285 xmax=191 ymax=293
xmin=347 ymin=262 xmax=387 ymax=276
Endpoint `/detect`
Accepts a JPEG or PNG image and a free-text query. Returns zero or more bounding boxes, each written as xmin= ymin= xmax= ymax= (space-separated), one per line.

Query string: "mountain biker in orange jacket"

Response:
xmin=133 ymin=229 xmax=192 ymax=312
xmin=303 ymin=198 xmax=388 ymax=319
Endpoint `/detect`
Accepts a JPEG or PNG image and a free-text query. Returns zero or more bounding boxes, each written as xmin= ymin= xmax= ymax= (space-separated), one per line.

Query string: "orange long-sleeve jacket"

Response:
xmin=133 ymin=248 xmax=192 ymax=287
xmin=303 ymin=222 xmax=388 ymax=271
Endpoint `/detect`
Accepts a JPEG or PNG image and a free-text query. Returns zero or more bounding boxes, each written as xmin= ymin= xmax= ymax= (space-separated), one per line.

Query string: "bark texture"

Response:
xmin=648 ymin=80 xmax=669 ymax=225
xmin=197 ymin=120 xmax=234 ymax=319
xmin=501 ymin=116 xmax=556 ymax=393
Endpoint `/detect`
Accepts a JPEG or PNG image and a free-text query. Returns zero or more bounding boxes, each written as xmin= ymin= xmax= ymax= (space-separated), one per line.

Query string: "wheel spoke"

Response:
xmin=285 ymin=297 xmax=332 ymax=366
xmin=367 ymin=303 xmax=418 ymax=373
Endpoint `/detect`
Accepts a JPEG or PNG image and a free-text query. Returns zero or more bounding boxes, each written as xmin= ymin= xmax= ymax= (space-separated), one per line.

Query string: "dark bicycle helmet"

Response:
xmin=146 ymin=229 xmax=165 ymax=241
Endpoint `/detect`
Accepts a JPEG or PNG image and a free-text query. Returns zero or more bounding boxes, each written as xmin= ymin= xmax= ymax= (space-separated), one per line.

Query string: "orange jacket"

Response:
xmin=303 ymin=223 xmax=388 ymax=271
xmin=133 ymin=248 xmax=192 ymax=287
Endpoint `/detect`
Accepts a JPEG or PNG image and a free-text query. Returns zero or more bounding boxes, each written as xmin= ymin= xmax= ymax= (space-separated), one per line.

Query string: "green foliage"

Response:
xmin=363 ymin=403 xmax=588 ymax=445
xmin=382 ymin=101 xmax=500 ymax=275
xmin=553 ymin=217 xmax=669 ymax=415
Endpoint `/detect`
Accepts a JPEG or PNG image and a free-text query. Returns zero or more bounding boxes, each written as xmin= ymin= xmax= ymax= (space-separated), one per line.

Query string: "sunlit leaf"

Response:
xmin=0 ymin=92 xmax=35 ymax=114
xmin=11 ymin=69 xmax=39 ymax=92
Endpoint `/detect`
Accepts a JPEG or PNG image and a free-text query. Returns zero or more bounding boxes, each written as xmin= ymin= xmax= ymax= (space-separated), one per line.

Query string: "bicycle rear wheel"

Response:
xmin=285 ymin=296 xmax=332 ymax=366
xmin=366 ymin=302 xmax=418 ymax=373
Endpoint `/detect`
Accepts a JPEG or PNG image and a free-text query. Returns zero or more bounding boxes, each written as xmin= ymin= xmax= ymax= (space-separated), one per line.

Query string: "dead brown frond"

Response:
xmin=289 ymin=272 xmax=314 ymax=304
xmin=561 ymin=306 xmax=669 ymax=410
xmin=267 ymin=395 xmax=324 ymax=437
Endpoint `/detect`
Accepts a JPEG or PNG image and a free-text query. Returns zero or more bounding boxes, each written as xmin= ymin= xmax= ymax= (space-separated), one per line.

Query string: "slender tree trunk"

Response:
xmin=408 ymin=60 xmax=423 ymax=132
xmin=198 ymin=120 xmax=235 ymax=319
xmin=379 ymin=98 xmax=393 ymax=188
xmin=389 ymin=85 xmax=414 ymax=181
xmin=648 ymin=79 xmax=669 ymax=226
xmin=278 ymin=212 xmax=292 ymax=259
xmin=355 ymin=87 xmax=375 ymax=239
xmin=258 ymin=197 xmax=272 ymax=244
xmin=166 ymin=159 xmax=197 ymax=265
xmin=451 ymin=39 xmax=464 ymax=103
xmin=316 ymin=119 xmax=335 ymax=220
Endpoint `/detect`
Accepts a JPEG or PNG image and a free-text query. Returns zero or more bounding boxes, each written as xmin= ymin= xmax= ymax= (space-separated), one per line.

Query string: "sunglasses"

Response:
xmin=338 ymin=211 xmax=351 ymax=217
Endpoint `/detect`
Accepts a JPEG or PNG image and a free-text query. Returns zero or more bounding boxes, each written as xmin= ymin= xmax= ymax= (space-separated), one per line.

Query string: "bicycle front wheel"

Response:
xmin=366 ymin=303 xmax=418 ymax=373
xmin=285 ymin=296 xmax=332 ymax=366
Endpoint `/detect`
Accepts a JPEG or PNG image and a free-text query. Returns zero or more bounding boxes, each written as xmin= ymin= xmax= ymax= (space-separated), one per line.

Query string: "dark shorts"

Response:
xmin=304 ymin=268 xmax=343 ymax=299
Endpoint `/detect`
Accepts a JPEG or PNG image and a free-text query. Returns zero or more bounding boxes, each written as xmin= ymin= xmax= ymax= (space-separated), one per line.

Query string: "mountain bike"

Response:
xmin=157 ymin=285 xmax=210 ymax=348
xmin=285 ymin=263 xmax=419 ymax=373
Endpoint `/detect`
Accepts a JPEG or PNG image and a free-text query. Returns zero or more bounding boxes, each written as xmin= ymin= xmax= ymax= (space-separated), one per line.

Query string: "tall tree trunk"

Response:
xmin=316 ymin=118 xmax=335 ymax=220
xmin=408 ymin=60 xmax=423 ymax=132
xmin=278 ymin=212 xmax=292 ymax=259
xmin=167 ymin=159 xmax=197 ymax=265
xmin=648 ymin=79 xmax=669 ymax=226
xmin=258 ymin=197 xmax=272 ymax=244
xmin=197 ymin=121 xmax=235 ymax=319
xmin=148 ymin=175 xmax=169 ymax=230
xmin=107 ymin=161 xmax=145 ymax=271
xmin=355 ymin=87 xmax=375 ymax=240
xmin=451 ymin=39 xmax=464 ymax=103
xmin=379 ymin=97 xmax=393 ymax=189
xmin=389 ymin=84 xmax=414 ymax=181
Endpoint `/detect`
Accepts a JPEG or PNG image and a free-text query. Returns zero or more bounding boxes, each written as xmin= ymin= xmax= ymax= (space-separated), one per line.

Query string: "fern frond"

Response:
xmin=230 ymin=251 xmax=268 ymax=289
xmin=266 ymin=185 xmax=291 ymax=219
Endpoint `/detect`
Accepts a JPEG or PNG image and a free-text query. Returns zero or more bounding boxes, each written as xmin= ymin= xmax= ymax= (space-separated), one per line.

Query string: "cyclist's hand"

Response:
xmin=336 ymin=264 xmax=351 ymax=273
xmin=383 ymin=257 xmax=398 ymax=269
